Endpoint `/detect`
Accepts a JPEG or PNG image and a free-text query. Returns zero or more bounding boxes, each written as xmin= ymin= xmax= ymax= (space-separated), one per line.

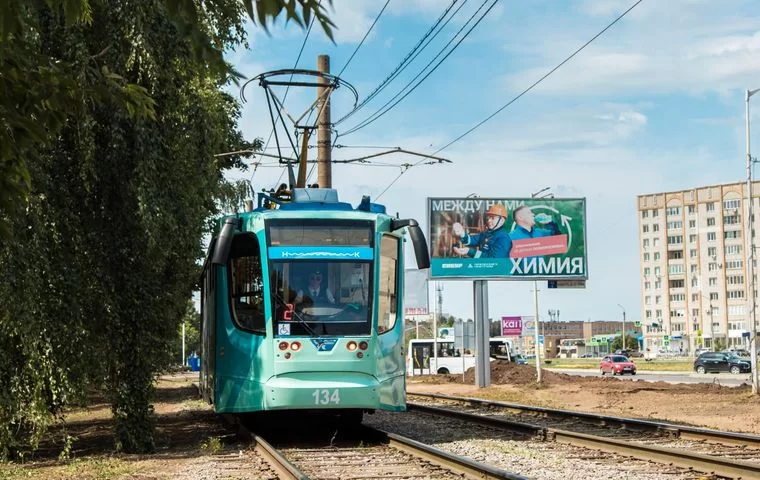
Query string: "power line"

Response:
xmin=341 ymin=0 xmax=498 ymax=137
xmin=432 ymin=0 xmax=644 ymax=155
xmin=334 ymin=0 xmax=461 ymax=126
xmin=337 ymin=0 xmax=391 ymax=78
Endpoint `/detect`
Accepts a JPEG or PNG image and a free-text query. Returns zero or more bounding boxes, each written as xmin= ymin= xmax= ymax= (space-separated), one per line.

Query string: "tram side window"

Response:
xmin=229 ymin=234 xmax=265 ymax=334
xmin=377 ymin=235 xmax=399 ymax=334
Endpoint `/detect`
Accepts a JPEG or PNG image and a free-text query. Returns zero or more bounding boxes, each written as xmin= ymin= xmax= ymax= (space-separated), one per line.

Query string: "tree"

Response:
xmin=609 ymin=335 xmax=639 ymax=352
xmin=0 ymin=0 xmax=335 ymax=459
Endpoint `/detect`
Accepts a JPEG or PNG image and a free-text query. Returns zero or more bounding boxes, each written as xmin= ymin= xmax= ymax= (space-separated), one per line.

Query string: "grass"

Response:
xmin=0 ymin=457 xmax=139 ymax=480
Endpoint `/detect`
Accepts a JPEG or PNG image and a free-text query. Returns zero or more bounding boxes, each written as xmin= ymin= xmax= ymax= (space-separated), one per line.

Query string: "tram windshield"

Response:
xmin=270 ymin=260 xmax=372 ymax=336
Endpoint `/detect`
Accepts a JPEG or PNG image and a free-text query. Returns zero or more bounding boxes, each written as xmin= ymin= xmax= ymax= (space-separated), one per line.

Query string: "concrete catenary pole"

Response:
xmin=317 ymin=55 xmax=332 ymax=188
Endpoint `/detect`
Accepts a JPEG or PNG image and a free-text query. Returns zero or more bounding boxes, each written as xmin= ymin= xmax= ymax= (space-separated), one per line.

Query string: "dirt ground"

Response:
xmin=408 ymin=361 xmax=760 ymax=434
xmin=2 ymin=364 xmax=759 ymax=478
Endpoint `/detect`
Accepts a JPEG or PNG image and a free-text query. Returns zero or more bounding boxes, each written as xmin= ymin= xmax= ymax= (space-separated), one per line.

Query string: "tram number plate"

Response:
xmin=312 ymin=389 xmax=341 ymax=405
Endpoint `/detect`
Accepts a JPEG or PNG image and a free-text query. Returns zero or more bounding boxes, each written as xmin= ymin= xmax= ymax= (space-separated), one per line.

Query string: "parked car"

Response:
xmin=726 ymin=349 xmax=751 ymax=358
xmin=600 ymin=355 xmax=637 ymax=376
xmin=693 ymin=352 xmax=751 ymax=374
xmin=514 ymin=354 xmax=528 ymax=365
xmin=580 ymin=352 xmax=595 ymax=358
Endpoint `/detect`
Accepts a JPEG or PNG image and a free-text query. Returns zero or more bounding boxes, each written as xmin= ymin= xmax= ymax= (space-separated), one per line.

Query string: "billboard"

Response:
xmin=403 ymin=269 xmax=429 ymax=315
xmin=428 ymin=197 xmax=587 ymax=280
xmin=501 ymin=316 xmax=522 ymax=336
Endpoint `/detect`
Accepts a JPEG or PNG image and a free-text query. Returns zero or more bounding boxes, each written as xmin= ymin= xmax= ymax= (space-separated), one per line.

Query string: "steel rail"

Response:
xmin=222 ymin=414 xmax=309 ymax=480
xmin=409 ymin=392 xmax=760 ymax=448
xmin=363 ymin=425 xmax=529 ymax=480
xmin=408 ymin=402 xmax=760 ymax=480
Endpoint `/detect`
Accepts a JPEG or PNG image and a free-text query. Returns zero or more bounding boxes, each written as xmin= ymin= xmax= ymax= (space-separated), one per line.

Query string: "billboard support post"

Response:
xmin=533 ymin=282 xmax=542 ymax=383
xmin=474 ymin=280 xmax=490 ymax=387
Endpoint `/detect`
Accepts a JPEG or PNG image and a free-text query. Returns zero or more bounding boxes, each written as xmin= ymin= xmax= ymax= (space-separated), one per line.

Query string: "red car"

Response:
xmin=600 ymin=355 xmax=637 ymax=375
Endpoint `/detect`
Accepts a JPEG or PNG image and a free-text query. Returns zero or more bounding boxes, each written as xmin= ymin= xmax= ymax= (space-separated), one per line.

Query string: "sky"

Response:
xmin=223 ymin=0 xmax=760 ymax=324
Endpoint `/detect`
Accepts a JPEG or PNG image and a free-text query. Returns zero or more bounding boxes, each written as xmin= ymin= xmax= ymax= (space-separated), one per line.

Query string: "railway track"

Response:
xmin=230 ymin=415 xmax=527 ymax=479
xmin=407 ymin=392 xmax=760 ymax=479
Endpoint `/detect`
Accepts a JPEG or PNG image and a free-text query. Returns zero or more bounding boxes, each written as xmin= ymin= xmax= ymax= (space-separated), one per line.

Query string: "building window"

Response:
xmin=724 ymin=230 xmax=741 ymax=239
xmin=653 ymin=209 xmax=659 ymax=217
xmin=726 ymin=275 xmax=744 ymax=285
xmin=642 ymin=224 xmax=649 ymax=233
xmin=654 ymin=252 xmax=661 ymax=261
xmin=669 ymin=294 xmax=686 ymax=302
xmin=691 ymin=293 xmax=698 ymax=301
xmin=653 ymin=238 xmax=660 ymax=247
xmin=644 ymin=267 xmax=651 ymax=276
xmin=727 ymin=290 xmax=745 ymax=299
xmin=690 ymin=264 xmax=697 ymax=273
xmin=707 ymin=232 xmax=716 ymax=241
xmin=668 ymin=250 xmax=683 ymax=260
xmin=708 ymin=262 xmax=718 ymax=271
xmin=667 ymin=221 xmax=683 ymax=230
xmin=645 ymin=296 xmax=651 ymax=304
xmin=707 ymin=247 xmax=716 ymax=257
xmin=725 ymin=244 xmax=742 ymax=255
xmin=723 ymin=199 xmax=740 ymax=210
xmin=642 ymin=210 xmax=649 ymax=218
xmin=707 ymin=217 xmax=716 ymax=226
xmin=692 ymin=308 xmax=699 ymax=317
xmin=656 ymin=309 xmax=663 ymax=318
xmin=668 ymin=264 xmax=684 ymax=274
xmin=643 ymin=252 xmax=650 ymax=261
xmin=689 ymin=220 xmax=696 ymax=229
xmin=654 ymin=266 xmax=661 ymax=276
xmin=655 ymin=279 xmax=662 ymax=289
xmin=646 ymin=310 xmax=652 ymax=318
xmin=724 ymin=215 xmax=740 ymax=225
xmin=644 ymin=281 xmax=651 ymax=290
xmin=688 ymin=205 xmax=696 ymax=214
xmin=706 ymin=202 xmax=715 ymax=212
xmin=691 ymin=277 xmax=698 ymax=287
xmin=667 ymin=235 xmax=682 ymax=245
xmin=689 ymin=249 xmax=697 ymax=258
xmin=643 ymin=239 xmax=650 ymax=248
xmin=709 ymin=292 xmax=719 ymax=300
xmin=728 ymin=305 xmax=746 ymax=315
xmin=725 ymin=260 xmax=742 ymax=270
xmin=653 ymin=224 xmax=660 ymax=232
xmin=655 ymin=295 xmax=662 ymax=304
xmin=667 ymin=206 xmax=681 ymax=216
xmin=689 ymin=234 xmax=697 ymax=243
xmin=669 ymin=279 xmax=684 ymax=288
xmin=708 ymin=277 xmax=717 ymax=286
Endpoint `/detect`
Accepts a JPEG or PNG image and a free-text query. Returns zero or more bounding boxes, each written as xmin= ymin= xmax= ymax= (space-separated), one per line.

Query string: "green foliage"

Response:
xmin=199 ymin=436 xmax=223 ymax=455
xmin=609 ymin=334 xmax=640 ymax=352
xmin=172 ymin=301 xmax=201 ymax=363
xmin=0 ymin=0 xmax=332 ymax=461
xmin=714 ymin=338 xmax=727 ymax=352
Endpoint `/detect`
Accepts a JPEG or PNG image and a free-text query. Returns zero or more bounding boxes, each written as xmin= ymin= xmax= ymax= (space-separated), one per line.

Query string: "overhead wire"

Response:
xmin=341 ymin=0 xmax=498 ymax=137
xmin=334 ymin=0 xmax=461 ymax=126
xmin=376 ymin=0 xmax=643 ymax=199
xmin=337 ymin=0 xmax=391 ymax=77
xmin=431 ymin=0 xmax=644 ymax=155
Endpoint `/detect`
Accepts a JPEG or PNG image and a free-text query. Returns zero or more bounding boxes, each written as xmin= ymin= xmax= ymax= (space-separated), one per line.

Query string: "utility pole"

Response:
xmin=531 ymin=187 xmax=552 ymax=382
xmin=617 ymin=304 xmax=626 ymax=350
xmin=746 ymin=88 xmax=760 ymax=394
xmin=317 ymin=55 xmax=332 ymax=188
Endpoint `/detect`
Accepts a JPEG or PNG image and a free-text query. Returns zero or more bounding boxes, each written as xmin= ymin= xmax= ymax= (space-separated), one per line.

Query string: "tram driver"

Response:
xmin=294 ymin=268 xmax=335 ymax=309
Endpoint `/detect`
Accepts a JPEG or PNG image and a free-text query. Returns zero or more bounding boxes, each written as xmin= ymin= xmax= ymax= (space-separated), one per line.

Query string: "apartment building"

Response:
xmin=637 ymin=182 xmax=760 ymax=354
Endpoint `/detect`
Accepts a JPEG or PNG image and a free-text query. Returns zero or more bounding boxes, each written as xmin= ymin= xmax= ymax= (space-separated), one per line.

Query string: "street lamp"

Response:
xmin=746 ymin=88 xmax=760 ymax=395
xmin=617 ymin=304 xmax=626 ymax=350
xmin=530 ymin=187 xmax=552 ymax=383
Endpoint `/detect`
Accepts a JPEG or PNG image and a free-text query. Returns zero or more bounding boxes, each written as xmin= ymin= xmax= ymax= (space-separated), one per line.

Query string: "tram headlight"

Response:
xmin=290 ymin=341 xmax=302 ymax=352
xmin=278 ymin=341 xmax=289 ymax=351
xmin=359 ymin=341 xmax=368 ymax=350
xmin=357 ymin=352 xmax=364 ymax=359
xmin=284 ymin=352 xmax=291 ymax=359
xmin=346 ymin=341 xmax=358 ymax=351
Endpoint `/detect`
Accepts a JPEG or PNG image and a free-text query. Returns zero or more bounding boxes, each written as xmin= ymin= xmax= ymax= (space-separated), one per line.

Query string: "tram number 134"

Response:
xmin=312 ymin=389 xmax=341 ymax=405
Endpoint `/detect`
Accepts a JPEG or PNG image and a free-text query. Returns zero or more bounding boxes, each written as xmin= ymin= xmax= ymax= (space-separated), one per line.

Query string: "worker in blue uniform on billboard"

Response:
xmin=509 ymin=206 xmax=561 ymax=241
xmin=451 ymin=204 xmax=512 ymax=258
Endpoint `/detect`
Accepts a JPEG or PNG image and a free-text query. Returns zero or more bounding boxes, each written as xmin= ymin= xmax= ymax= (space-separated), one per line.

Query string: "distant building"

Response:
xmin=637 ymin=182 xmax=760 ymax=354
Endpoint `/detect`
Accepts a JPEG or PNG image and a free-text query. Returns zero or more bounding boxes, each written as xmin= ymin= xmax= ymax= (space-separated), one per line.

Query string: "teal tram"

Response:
xmin=199 ymin=188 xmax=429 ymax=421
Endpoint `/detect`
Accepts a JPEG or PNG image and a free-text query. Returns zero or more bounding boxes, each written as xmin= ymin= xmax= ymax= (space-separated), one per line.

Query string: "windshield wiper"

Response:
xmin=272 ymin=291 xmax=317 ymax=337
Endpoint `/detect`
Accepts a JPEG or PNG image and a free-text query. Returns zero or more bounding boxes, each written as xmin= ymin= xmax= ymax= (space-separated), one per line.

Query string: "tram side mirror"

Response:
xmin=212 ymin=217 xmax=242 ymax=265
xmin=391 ymin=218 xmax=430 ymax=269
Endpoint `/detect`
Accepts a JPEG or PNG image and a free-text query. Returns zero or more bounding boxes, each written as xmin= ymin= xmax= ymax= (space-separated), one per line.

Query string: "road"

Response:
xmin=547 ymin=368 xmax=752 ymax=387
